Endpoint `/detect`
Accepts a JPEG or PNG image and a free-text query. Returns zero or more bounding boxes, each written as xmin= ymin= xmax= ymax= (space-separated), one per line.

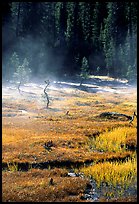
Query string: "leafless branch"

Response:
xmin=44 ymin=80 xmax=50 ymax=108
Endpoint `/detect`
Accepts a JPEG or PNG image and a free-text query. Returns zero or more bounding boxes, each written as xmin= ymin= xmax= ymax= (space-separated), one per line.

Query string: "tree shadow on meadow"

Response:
xmin=52 ymin=76 xmax=130 ymax=94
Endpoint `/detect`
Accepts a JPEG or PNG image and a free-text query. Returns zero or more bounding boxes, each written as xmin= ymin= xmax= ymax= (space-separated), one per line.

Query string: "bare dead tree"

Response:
xmin=129 ymin=111 xmax=137 ymax=124
xmin=66 ymin=111 xmax=69 ymax=115
xmin=17 ymin=81 xmax=21 ymax=94
xmin=44 ymin=80 xmax=50 ymax=108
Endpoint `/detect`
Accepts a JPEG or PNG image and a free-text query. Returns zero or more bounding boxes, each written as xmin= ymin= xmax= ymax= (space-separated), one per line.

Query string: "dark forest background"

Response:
xmin=2 ymin=2 xmax=137 ymax=82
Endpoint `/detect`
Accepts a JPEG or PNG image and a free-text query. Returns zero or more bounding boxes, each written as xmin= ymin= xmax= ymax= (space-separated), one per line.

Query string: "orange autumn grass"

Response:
xmin=2 ymin=81 xmax=137 ymax=202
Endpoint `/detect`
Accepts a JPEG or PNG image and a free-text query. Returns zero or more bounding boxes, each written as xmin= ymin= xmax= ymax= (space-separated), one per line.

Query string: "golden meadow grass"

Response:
xmin=78 ymin=154 xmax=137 ymax=189
xmin=2 ymin=81 xmax=137 ymax=202
xmin=89 ymin=126 xmax=137 ymax=152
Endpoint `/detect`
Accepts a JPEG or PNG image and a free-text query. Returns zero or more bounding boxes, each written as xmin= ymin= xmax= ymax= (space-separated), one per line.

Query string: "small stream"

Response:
xmin=67 ymin=170 xmax=100 ymax=202
xmin=68 ymin=170 xmax=137 ymax=202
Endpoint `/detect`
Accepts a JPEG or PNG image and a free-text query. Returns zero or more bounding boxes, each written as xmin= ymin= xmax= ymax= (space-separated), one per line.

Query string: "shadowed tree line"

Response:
xmin=2 ymin=2 xmax=137 ymax=82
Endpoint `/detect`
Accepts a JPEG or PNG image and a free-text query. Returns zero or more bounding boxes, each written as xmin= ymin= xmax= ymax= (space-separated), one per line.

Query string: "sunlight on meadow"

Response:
xmin=2 ymin=78 xmax=137 ymax=202
xmin=78 ymin=154 xmax=137 ymax=189
xmin=90 ymin=126 xmax=137 ymax=152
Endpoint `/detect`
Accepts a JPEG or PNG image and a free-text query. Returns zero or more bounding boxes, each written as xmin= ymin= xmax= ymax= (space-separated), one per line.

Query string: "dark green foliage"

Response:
xmin=80 ymin=57 xmax=89 ymax=86
xmin=2 ymin=2 xmax=137 ymax=81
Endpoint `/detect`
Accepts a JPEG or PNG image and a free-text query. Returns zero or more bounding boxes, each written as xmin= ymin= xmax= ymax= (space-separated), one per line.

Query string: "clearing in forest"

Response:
xmin=2 ymin=76 xmax=137 ymax=202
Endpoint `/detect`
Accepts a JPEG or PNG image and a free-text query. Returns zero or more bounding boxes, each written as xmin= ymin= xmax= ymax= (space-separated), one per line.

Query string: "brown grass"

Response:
xmin=2 ymin=168 xmax=90 ymax=202
xmin=2 ymin=81 xmax=137 ymax=202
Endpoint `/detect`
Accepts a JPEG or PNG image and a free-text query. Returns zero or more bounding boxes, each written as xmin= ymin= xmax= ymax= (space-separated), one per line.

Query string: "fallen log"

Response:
xmin=99 ymin=111 xmax=137 ymax=123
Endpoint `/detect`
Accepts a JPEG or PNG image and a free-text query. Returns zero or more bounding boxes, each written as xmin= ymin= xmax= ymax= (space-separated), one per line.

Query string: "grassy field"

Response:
xmin=2 ymin=76 xmax=137 ymax=202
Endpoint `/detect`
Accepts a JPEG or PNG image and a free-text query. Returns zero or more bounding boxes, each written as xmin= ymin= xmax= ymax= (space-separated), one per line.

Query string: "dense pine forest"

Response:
xmin=2 ymin=2 xmax=137 ymax=202
xmin=2 ymin=2 xmax=137 ymax=82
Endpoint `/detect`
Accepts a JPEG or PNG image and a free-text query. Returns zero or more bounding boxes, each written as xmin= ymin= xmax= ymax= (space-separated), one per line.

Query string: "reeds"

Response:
xmin=90 ymin=126 xmax=136 ymax=152
xmin=79 ymin=154 xmax=137 ymax=188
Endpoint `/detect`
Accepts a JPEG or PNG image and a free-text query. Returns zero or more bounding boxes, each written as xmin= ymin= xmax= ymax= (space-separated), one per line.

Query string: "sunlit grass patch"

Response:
xmin=90 ymin=126 xmax=137 ymax=152
xmin=78 ymin=154 xmax=137 ymax=189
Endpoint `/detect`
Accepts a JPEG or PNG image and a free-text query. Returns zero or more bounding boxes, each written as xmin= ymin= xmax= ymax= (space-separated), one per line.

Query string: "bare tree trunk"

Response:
xmin=80 ymin=78 xmax=83 ymax=86
xmin=18 ymin=81 xmax=21 ymax=94
xmin=44 ymin=80 xmax=50 ymax=109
